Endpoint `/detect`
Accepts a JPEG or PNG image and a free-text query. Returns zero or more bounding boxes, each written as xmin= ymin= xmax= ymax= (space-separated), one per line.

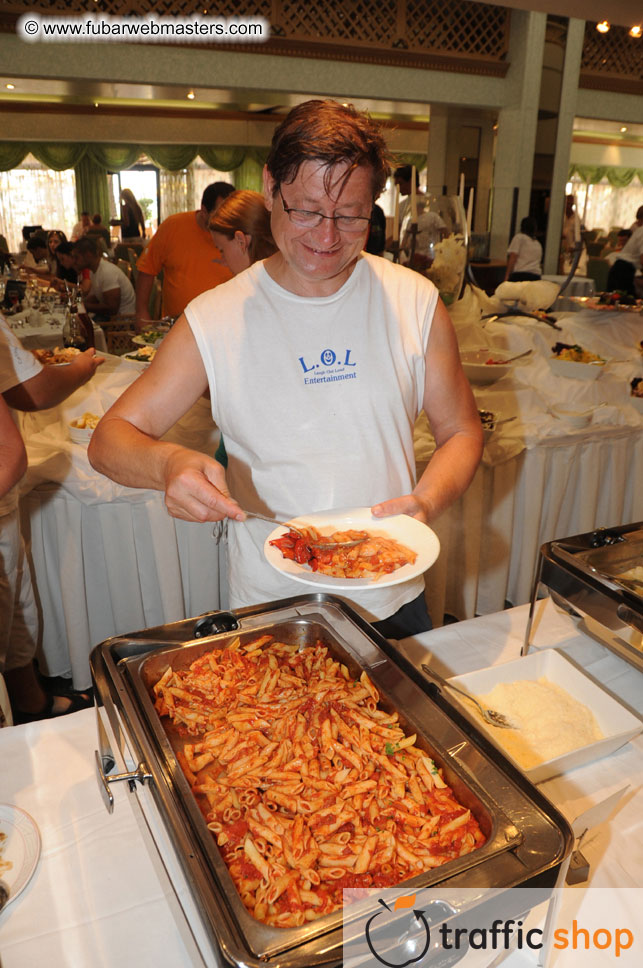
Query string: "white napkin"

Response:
xmin=495 ymin=279 xmax=561 ymax=312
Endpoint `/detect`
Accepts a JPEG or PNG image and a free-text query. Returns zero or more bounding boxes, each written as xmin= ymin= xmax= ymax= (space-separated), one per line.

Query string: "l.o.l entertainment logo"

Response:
xmin=365 ymin=894 xmax=431 ymax=967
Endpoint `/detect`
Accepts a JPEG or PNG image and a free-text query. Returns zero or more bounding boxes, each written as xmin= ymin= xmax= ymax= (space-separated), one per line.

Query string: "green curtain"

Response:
xmin=392 ymin=153 xmax=428 ymax=171
xmin=569 ymin=163 xmax=643 ymax=186
xmin=32 ymin=143 xmax=86 ymax=171
xmin=0 ymin=143 xmax=29 ymax=171
xmin=87 ymin=144 xmax=141 ymax=171
xmin=144 ymin=145 xmax=198 ymax=172
xmin=198 ymin=146 xmax=247 ymax=171
xmin=74 ymin=155 xmax=111 ymax=226
xmin=234 ymin=154 xmax=265 ymax=192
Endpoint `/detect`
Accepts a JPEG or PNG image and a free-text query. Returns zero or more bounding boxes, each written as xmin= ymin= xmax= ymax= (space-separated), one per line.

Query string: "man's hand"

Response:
xmin=163 ymin=449 xmax=245 ymax=524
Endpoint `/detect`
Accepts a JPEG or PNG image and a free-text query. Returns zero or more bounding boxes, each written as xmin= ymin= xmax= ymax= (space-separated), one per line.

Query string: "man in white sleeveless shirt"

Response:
xmin=89 ymin=100 xmax=483 ymax=638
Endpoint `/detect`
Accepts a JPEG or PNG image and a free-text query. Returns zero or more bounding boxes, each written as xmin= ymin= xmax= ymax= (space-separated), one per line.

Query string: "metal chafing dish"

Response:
xmin=524 ymin=523 xmax=643 ymax=669
xmin=91 ymin=595 xmax=572 ymax=968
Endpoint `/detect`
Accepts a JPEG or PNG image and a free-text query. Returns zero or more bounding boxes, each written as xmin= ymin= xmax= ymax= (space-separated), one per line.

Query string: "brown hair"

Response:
xmin=265 ymin=99 xmax=391 ymax=201
xmin=209 ymin=190 xmax=277 ymax=263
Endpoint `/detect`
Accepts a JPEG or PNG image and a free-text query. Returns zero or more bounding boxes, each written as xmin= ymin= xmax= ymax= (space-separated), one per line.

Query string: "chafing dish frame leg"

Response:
xmin=95 ymin=750 xmax=153 ymax=815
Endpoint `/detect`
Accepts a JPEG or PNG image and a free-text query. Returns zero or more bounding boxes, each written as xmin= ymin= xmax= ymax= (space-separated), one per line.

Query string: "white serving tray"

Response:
xmin=447 ymin=649 xmax=642 ymax=783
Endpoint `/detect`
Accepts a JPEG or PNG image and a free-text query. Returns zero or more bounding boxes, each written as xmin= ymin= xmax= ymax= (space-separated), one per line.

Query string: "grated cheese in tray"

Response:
xmin=474 ymin=678 xmax=603 ymax=769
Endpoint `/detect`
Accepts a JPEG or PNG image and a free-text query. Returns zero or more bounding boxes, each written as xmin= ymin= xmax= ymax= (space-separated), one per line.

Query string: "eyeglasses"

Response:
xmin=278 ymin=187 xmax=371 ymax=234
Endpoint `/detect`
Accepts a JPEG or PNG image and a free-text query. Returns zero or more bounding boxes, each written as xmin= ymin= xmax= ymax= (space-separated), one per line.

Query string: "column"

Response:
xmin=426 ymin=105 xmax=449 ymax=196
xmin=489 ymin=10 xmax=547 ymax=259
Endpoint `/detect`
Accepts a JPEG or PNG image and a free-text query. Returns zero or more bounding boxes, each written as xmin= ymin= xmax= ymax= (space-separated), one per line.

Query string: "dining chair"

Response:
xmin=100 ymin=315 xmax=136 ymax=334
xmin=106 ymin=330 xmax=138 ymax=355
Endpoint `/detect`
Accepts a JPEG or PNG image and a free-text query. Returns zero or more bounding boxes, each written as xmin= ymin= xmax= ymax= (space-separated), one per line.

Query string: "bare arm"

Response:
xmin=135 ymin=270 xmax=156 ymax=331
xmin=504 ymin=251 xmax=517 ymax=280
xmin=85 ymin=286 xmax=121 ymax=317
xmin=0 ymin=398 xmax=27 ymax=497
xmin=2 ymin=349 xmax=104 ymax=411
xmin=88 ymin=315 xmax=243 ymax=523
xmin=372 ymin=299 xmax=483 ymax=525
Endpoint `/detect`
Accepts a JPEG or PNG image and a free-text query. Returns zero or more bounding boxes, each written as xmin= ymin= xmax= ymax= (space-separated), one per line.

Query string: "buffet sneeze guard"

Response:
xmin=524 ymin=523 xmax=643 ymax=669
xmin=91 ymin=594 xmax=573 ymax=968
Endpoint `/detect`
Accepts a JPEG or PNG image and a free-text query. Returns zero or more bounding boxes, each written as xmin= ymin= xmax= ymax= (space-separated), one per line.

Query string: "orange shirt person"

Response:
xmin=135 ymin=182 xmax=234 ymax=331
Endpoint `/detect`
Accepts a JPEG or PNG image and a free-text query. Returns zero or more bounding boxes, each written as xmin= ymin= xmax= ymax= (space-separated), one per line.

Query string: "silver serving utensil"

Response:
xmin=241 ymin=511 xmax=368 ymax=549
xmin=490 ymin=348 xmax=532 ymax=365
xmin=421 ymin=663 xmax=517 ymax=729
xmin=0 ymin=880 xmax=9 ymax=913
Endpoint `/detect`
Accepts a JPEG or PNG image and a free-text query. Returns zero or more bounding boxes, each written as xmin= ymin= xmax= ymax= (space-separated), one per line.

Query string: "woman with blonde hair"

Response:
xmin=119 ymin=188 xmax=145 ymax=240
xmin=208 ymin=190 xmax=277 ymax=273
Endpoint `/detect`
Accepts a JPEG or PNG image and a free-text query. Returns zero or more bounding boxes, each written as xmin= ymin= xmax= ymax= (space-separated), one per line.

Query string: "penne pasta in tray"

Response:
xmin=151 ymin=632 xmax=486 ymax=928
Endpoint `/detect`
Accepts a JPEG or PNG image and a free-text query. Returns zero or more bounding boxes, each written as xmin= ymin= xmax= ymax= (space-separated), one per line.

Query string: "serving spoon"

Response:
xmin=239 ymin=511 xmax=368 ymax=549
xmin=421 ymin=663 xmax=517 ymax=729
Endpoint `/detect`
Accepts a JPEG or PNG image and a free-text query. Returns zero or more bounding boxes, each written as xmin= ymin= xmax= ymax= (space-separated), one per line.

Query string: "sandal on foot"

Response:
xmin=13 ymin=691 xmax=93 ymax=725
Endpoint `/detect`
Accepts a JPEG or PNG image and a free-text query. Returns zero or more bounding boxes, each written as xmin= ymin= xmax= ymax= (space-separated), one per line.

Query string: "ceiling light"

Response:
xmin=187 ymin=90 xmax=195 ymax=100
xmin=629 ymin=25 xmax=641 ymax=38
xmin=620 ymin=126 xmax=627 ymax=132
xmin=6 ymin=83 xmax=15 ymax=90
xmin=596 ymin=20 xmax=610 ymax=33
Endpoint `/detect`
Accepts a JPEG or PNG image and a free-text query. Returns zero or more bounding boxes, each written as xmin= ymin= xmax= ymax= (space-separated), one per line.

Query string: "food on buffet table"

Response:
xmin=597 ymin=290 xmax=640 ymax=307
xmin=473 ymin=678 xmax=603 ymax=769
xmin=551 ymin=342 xmax=604 ymax=364
xmin=152 ymin=634 xmax=486 ymax=926
xmin=136 ymin=328 xmax=166 ymax=345
xmin=70 ymin=412 xmax=100 ymax=430
xmin=0 ymin=828 xmax=13 ymax=876
xmin=632 ymin=378 xmax=643 ymax=398
xmin=32 ymin=346 xmax=81 ymax=365
xmin=478 ymin=409 xmax=495 ymax=431
xmin=125 ymin=345 xmax=157 ymax=362
xmin=270 ymin=527 xmax=417 ymax=579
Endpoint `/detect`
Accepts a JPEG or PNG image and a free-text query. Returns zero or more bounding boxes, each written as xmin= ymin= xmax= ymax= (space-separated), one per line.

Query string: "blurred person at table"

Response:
xmin=606 ymin=225 xmax=643 ymax=296
xmin=21 ymin=235 xmax=50 ymax=276
xmin=54 ymin=240 xmax=91 ymax=296
xmin=208 ymin=189 xmax=278 ymax=468
xmin=72 ymin=237 xmax=136 ymax=318
xmin=71 ymin=211 xmax=91 ymax=242
xmin=134 ymin=181 xmax=234 ymax=331
xmin=119 ymin=188 xmax=145 ymax=242
xmin=46 ymin=230 xmax=77 ymax=286
xmin=559 ymin=194 xmax=580 ymax=273
xmin=504 ymin=217 xmax=542 ymax=282
xmin=89 ymin=100 xmax=483 ymax=639
xmin=0 ymin=314 xmax=103 ymax=723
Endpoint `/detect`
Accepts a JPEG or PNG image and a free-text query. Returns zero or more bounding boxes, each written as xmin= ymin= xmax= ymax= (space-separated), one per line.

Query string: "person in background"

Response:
xmin=119 ymin=189 xmax=146 ymax=241
xmin=364 ymin=202 xmax=386 ymax=257
xmin=46 ymin=230 xmax=74 ymax=281
xmin=21 ymin=235 xmax=50 ymax=276
xmin=89 ymin=99 xmax=483 ymax=640
xmin=134 ymin=181 xmax=235 ymax=331
xmin=72 ymin=236 xmax=136 ymax=318
xmin=53 ymin=241 xmax=91 ymax=295
xmin=1 ymin=314 xmax=103 ymax=723
xmin=71 ymin=211 xmax=91 ymax=242
xmin=86 ymin=214 xmax=112 ymax=254
xmin=628 ymin=205 xmax=643 ymax=234
xmin=606 ymin=225 xmax=643 ymax=296
xmin=208 ymin=189 xmax=278 ymax=468
xmin=559 ymin=194 xmax=580 ymax=272
xmin=504 ymin=217 xmax=542 ymax=281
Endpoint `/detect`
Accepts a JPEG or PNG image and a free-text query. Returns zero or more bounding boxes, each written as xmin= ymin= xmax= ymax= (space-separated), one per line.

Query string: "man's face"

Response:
xmin=33 ymin=246 xmax=47 ymax=262
xmin=73 ymin=248 xmax=92 ymax=272
xmin=58 ymin=252 xmax=74 ymax=270
xmin=81 ymin=214 xmax=91 ymax=227
xmin=263 ymin=160 xmax=372 ymax=297
xmin=395 ymin=176 xmax=411 ymax=197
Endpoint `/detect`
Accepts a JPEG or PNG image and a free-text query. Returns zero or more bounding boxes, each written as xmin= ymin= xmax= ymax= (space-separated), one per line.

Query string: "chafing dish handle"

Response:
xmin=617 ymin=603 xmax=643 ymax=635
xmin=95 ymin=750 xmax=153 ymax=815
xmin=193 ymin=611 xmax=239 ymax=638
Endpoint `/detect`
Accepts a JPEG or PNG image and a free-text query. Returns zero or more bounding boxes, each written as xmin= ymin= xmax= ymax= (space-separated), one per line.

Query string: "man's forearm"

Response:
xmin=89 ymin=416 xmax=182 ymax=491
xmin=135 ymin=272 xmax=156 ymax=329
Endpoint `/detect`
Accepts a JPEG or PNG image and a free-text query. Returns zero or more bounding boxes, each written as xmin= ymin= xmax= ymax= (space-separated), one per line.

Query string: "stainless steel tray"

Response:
xmin=92 ymin=594 xmax=573 ymax=968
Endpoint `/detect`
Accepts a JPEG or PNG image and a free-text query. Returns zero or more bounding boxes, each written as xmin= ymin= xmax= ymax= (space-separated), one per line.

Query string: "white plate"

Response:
xmin=123 ymin=351 xmax=154 ymax=364
xmin=447 ymin=650 xmax=642 ymax=783
xmin=549 ymin=357 xmax=603 ymax=382
xmin=68 ymin=424 xmax=93 ymax=444
xmin=133 ymin=332 xmax=165 ymax=348
xmin=263 ymin=507 xmax=440 ymax=591
xmin=461 ymin=349 xmax=515 ymax=385
xmin=0 ymin=804 xmax=41 ymax=907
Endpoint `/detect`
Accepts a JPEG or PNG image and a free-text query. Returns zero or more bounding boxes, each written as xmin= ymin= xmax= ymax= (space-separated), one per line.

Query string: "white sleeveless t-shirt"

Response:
xmin=185 ymin=253 xmax=438 ymax=620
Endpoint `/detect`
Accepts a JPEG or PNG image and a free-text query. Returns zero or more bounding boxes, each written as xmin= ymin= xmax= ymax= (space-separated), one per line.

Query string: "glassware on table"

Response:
xmin=62 ymin=307 xmax=88 ymax=351
xmin=400 ymin=194 xmax=468 ymax=306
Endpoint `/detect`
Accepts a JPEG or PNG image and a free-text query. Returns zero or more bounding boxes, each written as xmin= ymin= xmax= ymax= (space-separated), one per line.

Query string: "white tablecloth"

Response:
xmin=8 ymin=308 xmax=108 ymax=353
xmin=542 ymin=274 xmax=595 ymax=298
xmin=418 ymin=304 xmax=643 ymax=624
xmin=0 ymin=600 xmax=641 ymax=967
xmin=17 ymin=354 xmax=225 ymax=690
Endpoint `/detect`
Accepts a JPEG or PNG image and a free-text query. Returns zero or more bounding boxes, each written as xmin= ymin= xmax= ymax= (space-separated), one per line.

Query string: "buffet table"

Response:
xmin=17 ymin=354 xmax=224 ymax=691
xmin=0 ymin=599 xmax=641 ymax=967
xmin=419 ymin=301 xmax=643 ymax=624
